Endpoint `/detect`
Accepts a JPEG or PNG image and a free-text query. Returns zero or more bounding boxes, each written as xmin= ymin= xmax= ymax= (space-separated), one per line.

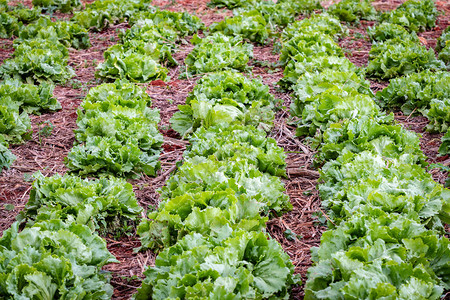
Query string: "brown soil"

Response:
xmin=0 ymin=0 xmax=449 ymax=299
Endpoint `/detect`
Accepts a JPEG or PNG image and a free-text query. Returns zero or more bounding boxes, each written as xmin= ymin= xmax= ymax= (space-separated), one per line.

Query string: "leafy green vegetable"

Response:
xmin=375 ymin=71 xmax=450 ymax=113
xmin=425 ymin=98 xmax=450 ymax=133
xmin=294 ymin=85 xmax=388 ymax=136
xmin=74 ymin=104 xmax=162 ymax=153
xmin=0 ymin=39 xmax=75 ymax=84
xmin=280 ymin=32 xmax=344 ymax=66
xmin=328 ymin=0 xmax=377 ymax=22
xmin=314 ymin=116 xmax=426 ymax=167
xmin=184 ymin=33 xmax=253 ymax=76
xmin=0 ymin=0 xmax=7 ymax=13
xmin=128 ymin=9 xmax=204 ymax=37
xmin=32 ymin=0 xmax=82 ymax=12
xmin=438 ymin=43 xmax=450 ymax=65
xmin=0 ymin=135 xmax=15 ymax=172
xmin=319 ymin=151 xmax=449 ymax=227
xmin=375 ymin=71 xmax=450 ymax=132
xmin=436 ymin=26 xmax=450 ymax=52
xmin=134 ymin=230 xmax=297 ymax=300
xmin=17 ymin=17 xmax=91 ymax=49
xmin=380 ymin=0 xmax=438 ymax=32
xmin=186 ymin=124 xmax=287 ymax=177
xmin=305 ymin=211 xmax=450 ymax=299
xmin=66 ymin=80 xmax=162 ymax=178
xmin=67 ymin=136 xmax=161 ymax=178
xmin=0 ymin=97 xmax=31 ymax=143
xmin=277 ymin=0 xmax=322 ymax=14
xmin=367 ymin=22 xmax=419 ymax=43
xmin=439 ymin=130 xmax=450 ymax=156
xmin=137 ymin=189 xmax=267 ymax=250
xmin=281 ymin=13 xmax=347 ymax=42
xmin=19 ymin=172 xmax=142 ymax=231
xmin=82 ymin=78 xmax=153 ymax=107
xmin=96 ymin=42 xmax=169 ymax=83
xmin=7 ymin=6 xmax=41 ymax=23
xmin=0 ymin=220 xmax=116 ymax=299
xmin=291 ymin=69 xmax=372 ymax=116
xmin=71 ymin=9 xmax=110 ymax=31
xmin=280 ymin=55 xmax=359 ymax=89
xmin=0 ymin=79 xmax=60 ymax=114
xmin=207 ymin=0 xmax=252 ymax=9
xmin=119 ymin=23 xmax=178 ymax=49
xmin=233 ymin=2 xmax=297 ymax=28
xmin=161 ymin=156 xmax=292 ymax=214
xmin=170 ymin=71 xmax=274 ymax=136
xmin=72 ymin=0 xmax=152 ymax=31
xmin=0 ymin=12 xmax=19 ymax=38
xmin=209 ymin=11 xmax=270 ymax=45
xmin=186 ymin=70 xmax=275 ymax=106
xmin=366 ymin=38 xmax=445 ymax=80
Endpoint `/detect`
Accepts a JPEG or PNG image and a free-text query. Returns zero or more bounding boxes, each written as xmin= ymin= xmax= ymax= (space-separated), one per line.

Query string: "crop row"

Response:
xmin=278 ymin=6 xmax=450 ymax=299
xmin=0 ymin=0 xmax=99 ymax=173
xmin=125 ymin=1 xmax=332 ymax=296
xmin=133 ymin=70 xmax=298 ymax=299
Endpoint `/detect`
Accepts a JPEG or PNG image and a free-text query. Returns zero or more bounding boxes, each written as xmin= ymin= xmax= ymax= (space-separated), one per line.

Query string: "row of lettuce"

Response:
xmin=0 ymin=0 xmax=94 ymax=173
xmin=0 ymin=0 xmax=157 ymax=297
xmin=274 ymin=7 xmax=450 ymax=299
xmin=0 ymin=0 xmax=158 ymax=297
xmin=133 ymin=70 xmax=300 ymax=298
xmin=365 ymin=0 xmax=449 ymax=186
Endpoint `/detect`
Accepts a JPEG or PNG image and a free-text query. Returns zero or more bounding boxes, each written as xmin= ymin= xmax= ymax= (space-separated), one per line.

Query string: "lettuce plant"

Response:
xmin=19 ymin=172 xmax=142 ymax=231
xmin=0 ymin=39 xmax=75 ymax=84
xmin=170 ymin=71 xmax=274 ymax=136
xmin=280 ymin=55 xmax=359 ymax=89
xmin=0 ymin=220 xmax=116 ymax=299
xmin=0 ymin=135 xmax=15 ymax=172
xmin=0 ymin=98 xmax=31 ymax=143
xmin=137 ymin=190 xmax=267 ymax=250
xmin=280 ymin=32 xmax=343 ymax=65
xmin=328 ymin=0 xmax=377 ymax=22
xmin=96 ymin=42 xmax=169 ymax=83
xmin=7 ymin=6 xmax=41 ymax=23
xmin=277 ymin=0 xmax=322 ymax=14
xmin=366 ymin=38 xmax=445 ymax=80
xmin=72 ymin=0 xmax=152 ymax=31
xmin=291 ymin=69 xmax=372 ymax=116
xmin=314 ymin=116 xmax=426 ymax=166
xmin=17 ymin=17 xmax=91 ymax=49
xmin=207 ymin=0 xmax=252 ymax=9
xmin=295 ymin=85 xmax=387 ymax=136
xmin=66 ymin=81 xmax=163 ymax=178
xmin=367 ymin=22 xmax=419 ymax=43
xmin=186 ymin=124 xmax=286 ymax=177
xmin=134 ymin=230 xmax=297 ymax=300
xmin=0 ymin=12 xmax=19 ymax=38
xmin=128 ymin=9 xmax=204 ymax=37
xmin=160 ymin=156 xmax=292 ymax=214
xmin=380 ymin=0 xmax=438 ymax=32
xmin=32 ymin=0 xmax=82 ymax=12
xmin=233 ymin=2 xmax=297 ymax=27
xmin=209 ymin=11 xmax=270 ymax=44
xmin=281 ymin=13 xmax=347 ymax=42
xmin=0 ymin=79 xmax=59 ymax=114
xmin=184 ymin=33 xmax=253 ymax=76
xmin=439 ymin=131 xmax=450 ymax=155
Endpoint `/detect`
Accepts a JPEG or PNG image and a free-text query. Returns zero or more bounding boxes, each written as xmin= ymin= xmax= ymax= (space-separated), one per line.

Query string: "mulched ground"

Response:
xmin=0 ymin=0 xmax=449 ymax=299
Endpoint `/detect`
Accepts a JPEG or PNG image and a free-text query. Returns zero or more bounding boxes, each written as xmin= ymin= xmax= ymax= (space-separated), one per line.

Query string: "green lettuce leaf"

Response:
xmin=184 ymin=33 xmax=253 ymax=76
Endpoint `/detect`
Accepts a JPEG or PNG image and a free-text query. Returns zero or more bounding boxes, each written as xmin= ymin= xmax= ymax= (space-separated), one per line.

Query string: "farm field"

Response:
xmin=0 ymin=0 xmax=449 ymax=299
